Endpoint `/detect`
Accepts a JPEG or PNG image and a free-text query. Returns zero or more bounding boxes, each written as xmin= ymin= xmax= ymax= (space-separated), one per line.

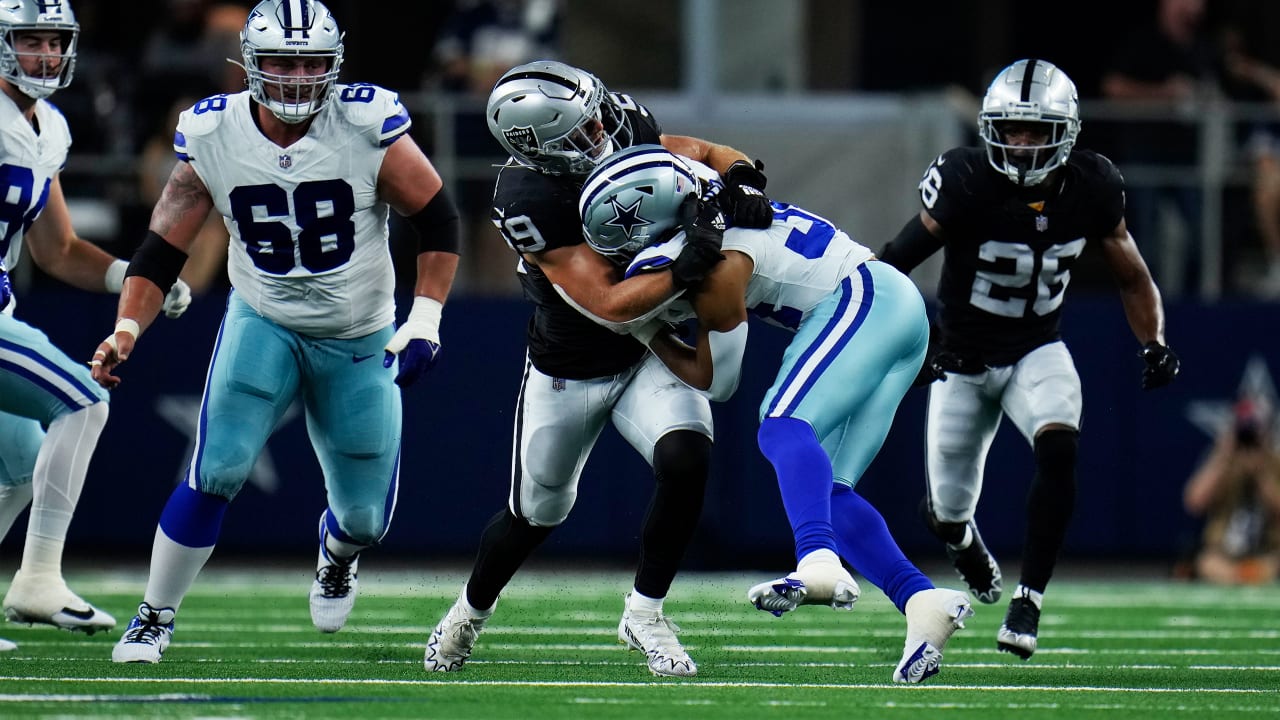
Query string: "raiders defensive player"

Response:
xmin=879 ymin=59 xmax=1180 ymax=660
xmin=423 ymin=60 xmax=770 ymax=678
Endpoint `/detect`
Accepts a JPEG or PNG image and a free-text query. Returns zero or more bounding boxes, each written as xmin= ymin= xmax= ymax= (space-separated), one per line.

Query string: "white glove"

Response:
xmin=161 ymin=279 xmax=192 ymax=319
xmin=106 ymin=259 xmax=191 ymax=319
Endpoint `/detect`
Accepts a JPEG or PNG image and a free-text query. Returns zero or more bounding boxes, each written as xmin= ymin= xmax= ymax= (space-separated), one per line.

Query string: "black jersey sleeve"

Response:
xmin=1081 ymin=151 xmax=1127 ymax=238
xmin=611 ymin=92 xmax=663 ymax=141
xmin=918 ymin=147 xmax=983 ymax=229
xmin=490 ymin=166 xmax=584 ymax=254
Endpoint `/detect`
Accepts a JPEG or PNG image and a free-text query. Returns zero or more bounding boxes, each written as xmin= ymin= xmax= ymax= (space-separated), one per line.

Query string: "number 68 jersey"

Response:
xmin=175 ymin=85 xmax=411 ymax=339
xmin=919 ymin=147 xmax=1124 ymax=366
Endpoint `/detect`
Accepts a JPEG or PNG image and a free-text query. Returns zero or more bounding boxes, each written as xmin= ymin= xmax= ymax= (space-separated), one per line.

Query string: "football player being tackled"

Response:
xmin=576 ymin=145 xmax=974 ymax=684
xmin=879 ymin=59 xmax=1179 ymax=660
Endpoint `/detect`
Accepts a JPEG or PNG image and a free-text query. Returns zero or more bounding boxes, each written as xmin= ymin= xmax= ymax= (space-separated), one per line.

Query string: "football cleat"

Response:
xmin=748 ymin=550 xmax=860 ymax=616
xmin=945 ymin=522 xmax=1003 ymax=604
xmin=893 ymin=588 xmax=974 ymax=684
xmin=423 ymin=590 xmax=490 ymax=672
xmin=998 ymin=595 xmax=1040 ymax=660
xmin=111 ymin=603 xmax=175 ymax=664
xmin=0 ymin=637 xmax=15 ymax=651
xmin=617 ymin=593 xmax=697 ymax=677
xmin=3 ymin=570 xmax=116 ymax=634
xmin=309 ymin=518 xmax=359 ymax=633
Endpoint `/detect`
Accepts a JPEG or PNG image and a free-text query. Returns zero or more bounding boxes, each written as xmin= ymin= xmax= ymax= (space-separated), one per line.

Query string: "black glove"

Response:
xmin=912 ymin=356 xmax=947 ymax=387
xmin=670 ymin=192 xmax=726 ymax=289
xmin=723 ymin=159 xmax=774 ymax=229
xmin=1139 ymin=341 xmax=1180 ymax=390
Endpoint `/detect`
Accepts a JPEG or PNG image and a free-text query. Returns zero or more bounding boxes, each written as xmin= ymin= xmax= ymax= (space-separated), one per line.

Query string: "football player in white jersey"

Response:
xmin=577 ymin=145 xmax=974 ymax=683
xmin=91 ymin=0 xmax=460 ymax=663
xmin=0 ymin=0 xmax=190 ymax=651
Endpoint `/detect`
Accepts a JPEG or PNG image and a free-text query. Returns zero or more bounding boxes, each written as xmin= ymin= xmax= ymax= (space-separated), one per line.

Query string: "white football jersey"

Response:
xmin=175 ymin=85 xmax=412 ymax=338
xmin=673 ymin=159 xmax=875 ymax=330
xmin=0 ymin=94 xmax=71 ymax=286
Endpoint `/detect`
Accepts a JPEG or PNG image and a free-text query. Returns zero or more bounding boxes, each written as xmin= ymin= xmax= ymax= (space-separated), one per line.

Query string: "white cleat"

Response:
xmin=748 ymin=550 xmax=860 ymax=616
xmin=111 ymin=603 xmax=175 ymax=664
xmin=309 ymin=519 xmax=359 ymax=633
xmin=3 ymin=570 xmax=116 ymax=634
xmin=0 ymin=638 xmax=15 ymax=651
xmin=893 ymin=588 xmax=974 ymax=684
xmin=423 ymin=590 xmax=490 ymax=672
xmin=617 ymin=593 xmax=697 ymax=677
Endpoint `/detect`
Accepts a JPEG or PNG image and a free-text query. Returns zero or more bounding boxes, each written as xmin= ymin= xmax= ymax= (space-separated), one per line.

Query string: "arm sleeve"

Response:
xmin=879 ymin=214 xmax=944 ymax=273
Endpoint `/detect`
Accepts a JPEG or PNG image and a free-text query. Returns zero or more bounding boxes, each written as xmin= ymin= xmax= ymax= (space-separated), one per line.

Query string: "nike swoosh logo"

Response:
xmin=58 ymin=607 xmax=97 ymax=621
xmin=352 ymin=354 xmax=377 ymax=363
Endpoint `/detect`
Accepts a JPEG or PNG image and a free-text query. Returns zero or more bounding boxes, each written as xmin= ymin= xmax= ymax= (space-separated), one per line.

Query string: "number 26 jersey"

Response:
xmin=919 ymin=147 xmax=1125 ymax=366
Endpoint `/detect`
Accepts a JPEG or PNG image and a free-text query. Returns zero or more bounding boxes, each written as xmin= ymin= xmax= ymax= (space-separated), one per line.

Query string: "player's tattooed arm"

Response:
xmin=149 ymin=161 xmax=215 ymax=250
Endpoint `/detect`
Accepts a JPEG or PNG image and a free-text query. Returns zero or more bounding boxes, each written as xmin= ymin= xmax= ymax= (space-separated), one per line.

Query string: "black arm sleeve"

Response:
xmin=125 ymin=230 xmax=188 ymax=291
xmin=879 ymin=214 xmax=944 ymax=274
xmin=406 ymin=186 xmax=461 ymax=255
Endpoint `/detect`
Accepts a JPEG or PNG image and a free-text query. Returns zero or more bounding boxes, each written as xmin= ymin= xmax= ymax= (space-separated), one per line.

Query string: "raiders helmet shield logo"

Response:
xmin=503 ymin=126 xmax=538 ymax=154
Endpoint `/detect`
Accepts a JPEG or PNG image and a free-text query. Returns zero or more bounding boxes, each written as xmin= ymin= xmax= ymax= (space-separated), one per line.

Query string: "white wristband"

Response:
xmin=104 ymin=259 xmax=128 ymax=293
xmin=104 ymin=318 xmax=140 ymax=351
xmin=407 ymin=296 xmax=443 ymax=341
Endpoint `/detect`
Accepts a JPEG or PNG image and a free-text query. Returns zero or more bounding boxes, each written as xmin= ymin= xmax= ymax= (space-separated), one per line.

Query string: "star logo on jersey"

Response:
xmin=1185 ymin=355 xmax=1279 ymax=445
xmin=603 ymin=196 xmax=651 ymax=240
xmin=279 ymin=154 xmax=293 ymax=170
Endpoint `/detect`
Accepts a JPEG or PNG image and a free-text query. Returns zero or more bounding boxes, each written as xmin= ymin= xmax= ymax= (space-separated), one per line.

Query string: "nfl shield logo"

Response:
xmin=1035 ymin=215 xmax=1049 ymax=232
xmin=279 ymin=154 xmax=293 ymax=169
xmin=552 ymin=377 xmax=566 ymax=392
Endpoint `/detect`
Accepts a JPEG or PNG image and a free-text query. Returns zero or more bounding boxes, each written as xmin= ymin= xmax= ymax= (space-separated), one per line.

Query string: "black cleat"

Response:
xmin=997 ymin=596 xmax=1040 ymax=659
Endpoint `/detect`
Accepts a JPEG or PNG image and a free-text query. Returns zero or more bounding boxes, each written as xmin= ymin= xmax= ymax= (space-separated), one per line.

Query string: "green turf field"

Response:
xmin=1 ymin=566 xmax=1277 ymax=719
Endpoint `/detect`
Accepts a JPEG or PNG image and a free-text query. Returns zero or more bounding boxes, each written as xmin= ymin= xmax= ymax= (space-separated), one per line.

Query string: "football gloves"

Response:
xmin=1139 ymin=341 xmax=1180 ymax=390
xmin=384 ymin=297 xmax=443 ymax=387
xmin=722 ymin=159 xmax=773 ymax=228
xmin=161 ymin=279 xmax=192 ymax=319
xmin=671 ymin=191 xmax=726 ymax=290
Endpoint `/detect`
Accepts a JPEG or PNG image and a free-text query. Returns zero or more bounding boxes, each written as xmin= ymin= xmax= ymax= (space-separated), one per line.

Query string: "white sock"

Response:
xmin=459 ymin=585 xmax=495 ymax=617
xmin=142 ymin=527 xmax=216 ymax=614
xmin=947 ymin=523 xmax=975 ymax=550
xmin=1014 ymin=584 xmax=1044 ymax=610
xmin=322 ymin=531 xmax=364 ymax=565
xmin=797 ymin=548 xmax=841 ymax=570
xmin=0 ymin=483 xmax=33 ymax=544
xmin=628 ymin=590 xmax=664 ymax=615
xmin=21 ymin=403 xmax=107 ymax=575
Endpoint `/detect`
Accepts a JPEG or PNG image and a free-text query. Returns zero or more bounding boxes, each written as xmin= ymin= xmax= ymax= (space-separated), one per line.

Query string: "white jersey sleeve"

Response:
xmin=0 ymin=98 xmax=71 ymax=308
xmin=175 ymin=86 xmax=410 ymax=339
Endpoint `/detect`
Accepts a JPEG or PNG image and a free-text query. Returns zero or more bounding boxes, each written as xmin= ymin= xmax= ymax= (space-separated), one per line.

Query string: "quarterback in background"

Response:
xmin=879 ymin=59 xmax=1178 ymax=660
xmin=91 ymin=0 xmax=460 ymax=663
xmin=0 ymin=0 xmax=189 ymax=651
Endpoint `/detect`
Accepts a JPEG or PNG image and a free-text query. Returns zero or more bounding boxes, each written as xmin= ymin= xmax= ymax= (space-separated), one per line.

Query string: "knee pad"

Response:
xmin=653 ymin=429 xmax=711 ymax=489
xmin=1034 ymin=428 xmax=1079 ymax=481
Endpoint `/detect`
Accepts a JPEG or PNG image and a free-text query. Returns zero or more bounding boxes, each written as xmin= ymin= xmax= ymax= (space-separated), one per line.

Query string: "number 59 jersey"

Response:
xmin=918 ymin=147 xmax=1125 ymax=366
xmin=175 ymin=85 xmax=412 ymax=338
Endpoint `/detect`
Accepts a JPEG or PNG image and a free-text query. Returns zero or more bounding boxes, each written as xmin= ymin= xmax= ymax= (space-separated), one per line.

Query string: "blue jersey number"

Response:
xmin=0 ymin=163 xmax=51 ymax=257
xmin=340 ymin=85 xmax=375 ymax=103
xmin=775 ymin=204 xmax=836 ymax=259
xmin=229 ymin=180 xmax=356 ymax=274
xmin=192 ymin=95 xmax=229 ymax=114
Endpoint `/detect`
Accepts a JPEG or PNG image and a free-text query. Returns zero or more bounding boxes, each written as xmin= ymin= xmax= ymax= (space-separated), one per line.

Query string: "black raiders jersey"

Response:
xmin=917 ymin=147 xmax=1125 ymax=366
xmin=490 ymin=95 xmax=663 ymax=379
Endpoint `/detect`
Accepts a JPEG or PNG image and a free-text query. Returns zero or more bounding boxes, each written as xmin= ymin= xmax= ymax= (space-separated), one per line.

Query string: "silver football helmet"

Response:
xmin=580 ymin=145 xmax=698 ymax=260
xmin=978 ymin=59 xmax=1080 ymax=186
xmin=0 ymin=0 xmax=78 ymax=100
xmin=238 ymin=0 xmax=344 ymax=124
xmin=487 ymin=60 xmax=633 ymax=177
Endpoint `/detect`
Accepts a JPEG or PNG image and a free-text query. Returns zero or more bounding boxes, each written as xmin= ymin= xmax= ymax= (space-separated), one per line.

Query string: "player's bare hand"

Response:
xmin=89 ymin=322 xmax=139 ymax=389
